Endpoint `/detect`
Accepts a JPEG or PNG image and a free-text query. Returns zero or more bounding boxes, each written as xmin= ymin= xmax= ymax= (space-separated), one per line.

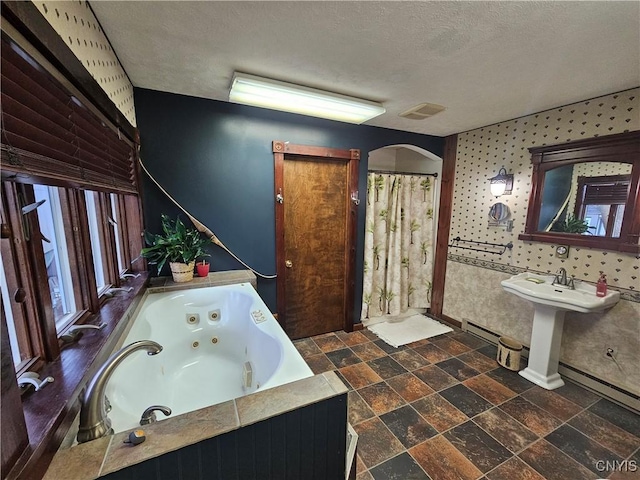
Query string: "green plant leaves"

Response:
xmin=550 ymin=214 xmax=589 ymax=234
xmin=140 ymin=214 xmax=210 ymax=275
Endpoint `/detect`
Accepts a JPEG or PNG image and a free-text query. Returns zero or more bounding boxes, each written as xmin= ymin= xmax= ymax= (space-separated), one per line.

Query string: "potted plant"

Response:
xmin=141 ymin=214 xmax=210 ymax=283
xmin=550 ymin=214 xmax=590 ymax=234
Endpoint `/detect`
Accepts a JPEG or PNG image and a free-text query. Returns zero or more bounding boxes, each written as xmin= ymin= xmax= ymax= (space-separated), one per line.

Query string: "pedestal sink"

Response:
xmin=501 ymin=272 xmax=620 ymax=390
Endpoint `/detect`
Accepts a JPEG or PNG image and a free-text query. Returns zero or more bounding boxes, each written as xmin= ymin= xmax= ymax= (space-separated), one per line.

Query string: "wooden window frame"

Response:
xmin=1 ymin=182 xmax=144 ymax=376
xmin=0 ymin=2 xmax=148 ymax=477
xmin=111 ymin=193 xmax=133 ymax=275
xmin=1 ymin=182 xmax=45 ymax=370
xmin=83 ymin=190 xmax=121 ymax=294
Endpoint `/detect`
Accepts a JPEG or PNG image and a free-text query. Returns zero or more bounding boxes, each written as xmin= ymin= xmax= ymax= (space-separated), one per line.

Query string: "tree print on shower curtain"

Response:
xmin=361 ymin=173 xmax=435 ymax=320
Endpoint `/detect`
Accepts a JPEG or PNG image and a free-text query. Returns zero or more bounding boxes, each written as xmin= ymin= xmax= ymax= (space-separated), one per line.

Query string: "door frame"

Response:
xmin=273 ymin=141 xmax=360 ymax=335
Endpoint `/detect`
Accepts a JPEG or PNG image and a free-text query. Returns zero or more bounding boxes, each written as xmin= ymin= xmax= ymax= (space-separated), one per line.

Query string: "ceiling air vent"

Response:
xmin=399 ymin=103 xmax=446 ymax=120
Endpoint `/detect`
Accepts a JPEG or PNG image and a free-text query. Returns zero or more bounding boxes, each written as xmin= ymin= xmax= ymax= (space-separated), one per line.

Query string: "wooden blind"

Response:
xmin=0 ymin=34 xmax=137 ymax=194
xmin=579 ymin=175 xmax=630 ymax=205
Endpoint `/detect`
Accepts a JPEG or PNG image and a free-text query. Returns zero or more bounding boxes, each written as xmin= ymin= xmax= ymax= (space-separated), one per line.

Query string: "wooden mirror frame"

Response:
xmin=519 ymin=131 xmax=640 ymax=253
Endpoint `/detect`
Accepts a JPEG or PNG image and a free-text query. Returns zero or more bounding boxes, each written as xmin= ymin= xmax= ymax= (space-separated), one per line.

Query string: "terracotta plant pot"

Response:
xmin=169 ymin=261 xmax=195 ymax=283
xmin=196 ymin=262 xmax=210 ymax=278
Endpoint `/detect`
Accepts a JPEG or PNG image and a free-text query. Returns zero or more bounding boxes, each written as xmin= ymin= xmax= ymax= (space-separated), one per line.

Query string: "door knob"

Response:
xmin=285 ymin=260 xmax=293 ymax=268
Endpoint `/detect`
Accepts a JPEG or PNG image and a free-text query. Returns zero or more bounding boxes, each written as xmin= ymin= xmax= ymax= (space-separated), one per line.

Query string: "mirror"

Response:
xmin=489 ymin=202 xmax=510 ymax=222
xmin=519 ymin=131 xmax=640 ymax=253
xmin=538 ymin=163 xmax=631 ymax=236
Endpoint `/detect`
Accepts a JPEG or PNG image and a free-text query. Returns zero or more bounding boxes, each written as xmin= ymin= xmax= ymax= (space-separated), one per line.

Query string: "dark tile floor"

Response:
xmin=293 ymin=327 xmax=640 ymax=480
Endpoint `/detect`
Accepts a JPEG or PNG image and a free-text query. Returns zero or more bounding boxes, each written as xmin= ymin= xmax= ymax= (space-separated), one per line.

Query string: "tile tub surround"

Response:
xmin=43 ymin=371 xmax=347 ymax=479
xmin=45 ymin=270 xmax=345 ymax=480
xmin=297 ymin=330 xmax=640 ymax=480
xmin=147 ymin=268 xmax=257 ymax=291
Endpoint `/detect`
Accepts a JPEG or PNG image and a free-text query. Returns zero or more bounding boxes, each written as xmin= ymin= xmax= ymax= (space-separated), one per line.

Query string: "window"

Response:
xmin=110 ymin=193 xmax=126 ymax=275
xmin=1 ymin=181 xmax=143 ymax=370
xmin=1 ymin=263 xmax=22 ymax=368
xmin=574 ymin=175 xmax=630 ymax=238
xmin=34 ymin=185 xmax=78 ymax=331
xmin=0 ymin=5 xmax=145 ymax=477
xmin=85 ymin=191 xmax=108 ymax=293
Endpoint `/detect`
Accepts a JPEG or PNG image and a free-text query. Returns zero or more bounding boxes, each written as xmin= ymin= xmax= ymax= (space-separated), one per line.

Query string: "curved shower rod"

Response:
xmin=138 ymin=157 xmax=277 ymax=279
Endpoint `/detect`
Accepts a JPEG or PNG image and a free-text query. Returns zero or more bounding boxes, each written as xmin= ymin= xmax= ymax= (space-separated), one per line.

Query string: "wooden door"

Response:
xmin=273 ymin=142 xmax=359 ymax=339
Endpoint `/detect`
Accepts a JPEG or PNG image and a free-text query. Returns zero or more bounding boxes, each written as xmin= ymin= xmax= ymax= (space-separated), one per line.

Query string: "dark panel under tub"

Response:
xmin=100 ymin=393 xmax=348 ymax=480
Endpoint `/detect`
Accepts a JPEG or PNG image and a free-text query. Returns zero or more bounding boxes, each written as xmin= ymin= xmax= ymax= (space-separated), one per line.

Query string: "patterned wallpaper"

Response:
xmin=444 ymin=89 xmax=640 ymax=395
xmin=449 ymin=88 xmax=639 ymax=291
xmin=33 ymin=1 xmax=136 ymax=126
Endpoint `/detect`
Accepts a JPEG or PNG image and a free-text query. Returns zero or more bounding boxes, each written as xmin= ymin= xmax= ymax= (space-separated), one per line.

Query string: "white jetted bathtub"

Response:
xmin=106 ymin=283 xmax=313 ymax=433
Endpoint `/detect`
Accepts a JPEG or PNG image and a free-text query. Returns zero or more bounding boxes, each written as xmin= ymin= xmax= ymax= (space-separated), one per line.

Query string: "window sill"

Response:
xmin=7 ymin=273 xmax=149 ymax=480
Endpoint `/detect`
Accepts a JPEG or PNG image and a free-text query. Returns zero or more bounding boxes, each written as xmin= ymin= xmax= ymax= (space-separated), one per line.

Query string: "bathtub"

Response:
xmin=105 ymin=283 xmax=313 ymax=433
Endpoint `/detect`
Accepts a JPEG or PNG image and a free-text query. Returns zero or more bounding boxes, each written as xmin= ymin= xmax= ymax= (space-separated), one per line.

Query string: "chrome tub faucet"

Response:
xmin=77 ymin=340 xmax=163 ymax=444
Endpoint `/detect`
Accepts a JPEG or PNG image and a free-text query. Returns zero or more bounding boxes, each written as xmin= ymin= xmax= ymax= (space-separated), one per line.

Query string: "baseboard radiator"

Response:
xmin=463 ymin=320 xmax=640 ymax=413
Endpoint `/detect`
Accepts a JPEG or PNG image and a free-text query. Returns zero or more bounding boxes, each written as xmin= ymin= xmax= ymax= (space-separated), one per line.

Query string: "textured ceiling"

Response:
xmin=90 ymin=1 xmax=640 ymax=136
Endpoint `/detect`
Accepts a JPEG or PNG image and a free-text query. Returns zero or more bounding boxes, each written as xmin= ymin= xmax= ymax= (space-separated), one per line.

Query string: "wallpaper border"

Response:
xmin=447 ymin=254 xmax=639 ymax=303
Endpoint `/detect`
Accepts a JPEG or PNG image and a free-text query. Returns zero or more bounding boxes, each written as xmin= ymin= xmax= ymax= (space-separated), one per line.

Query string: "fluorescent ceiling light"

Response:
xmin=229 ymin=72 xmax=385 ymax=124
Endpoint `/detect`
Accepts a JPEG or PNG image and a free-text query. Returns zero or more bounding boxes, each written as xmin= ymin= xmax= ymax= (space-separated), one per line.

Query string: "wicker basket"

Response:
xmin=497 ymin=336 xmax=523 ymax=371
xmin=169 ymin=261 xmax=195 ymax=283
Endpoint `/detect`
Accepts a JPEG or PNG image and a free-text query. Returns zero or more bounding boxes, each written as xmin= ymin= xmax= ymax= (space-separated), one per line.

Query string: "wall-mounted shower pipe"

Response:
xmin=139 ymin=157 xmax=277 ymax=279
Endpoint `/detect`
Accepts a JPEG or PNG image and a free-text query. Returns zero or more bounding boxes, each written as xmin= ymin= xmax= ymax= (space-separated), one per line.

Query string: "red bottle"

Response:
xmin=596 ymin=273 xmax=607 ymax=297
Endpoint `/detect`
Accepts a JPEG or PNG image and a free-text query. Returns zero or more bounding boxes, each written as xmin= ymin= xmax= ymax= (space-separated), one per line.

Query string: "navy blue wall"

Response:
xmin=134 ymin=88 xmax=444 ymax=319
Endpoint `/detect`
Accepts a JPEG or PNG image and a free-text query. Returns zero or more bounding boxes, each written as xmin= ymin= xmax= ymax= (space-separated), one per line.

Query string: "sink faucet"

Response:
xmin=77 ymin=340 xmax=163 ymax=444
xmin=552 ymin=268 xmax=575 ymax=289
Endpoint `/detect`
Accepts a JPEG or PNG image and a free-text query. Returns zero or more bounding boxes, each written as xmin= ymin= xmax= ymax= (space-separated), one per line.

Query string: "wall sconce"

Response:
xmin=489 ymin=167 xmax=514 ymax=197
xmin=229 ymin=72 xmax=386 ymax=124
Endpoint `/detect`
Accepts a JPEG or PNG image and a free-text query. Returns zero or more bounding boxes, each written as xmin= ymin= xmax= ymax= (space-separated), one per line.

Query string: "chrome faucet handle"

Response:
xmin=140 ymin=405 xmax=172 ymax=425
xmin=567 ymin=276 xmax=576 ymax=290
xmin=61 ymin=322 xmax=106 ymax=343
xmin=18 ymin=372 xmax=54 ymax=391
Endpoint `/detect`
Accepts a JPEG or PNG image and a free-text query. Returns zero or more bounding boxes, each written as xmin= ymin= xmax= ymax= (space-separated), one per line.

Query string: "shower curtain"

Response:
xmin=361 ymin=172 xmax=435 ymax=320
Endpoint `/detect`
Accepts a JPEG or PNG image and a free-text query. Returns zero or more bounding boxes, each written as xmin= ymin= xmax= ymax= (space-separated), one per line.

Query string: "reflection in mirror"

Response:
xmin=489 ymin=202 xmax=509 ymax=222
xmin=538 ymin=165 xmax=574 ymax=231
xmin=519 ymin=131 xmax=639 ymax=253
xmin=539 ymin=162 xmax=632 ymax=238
